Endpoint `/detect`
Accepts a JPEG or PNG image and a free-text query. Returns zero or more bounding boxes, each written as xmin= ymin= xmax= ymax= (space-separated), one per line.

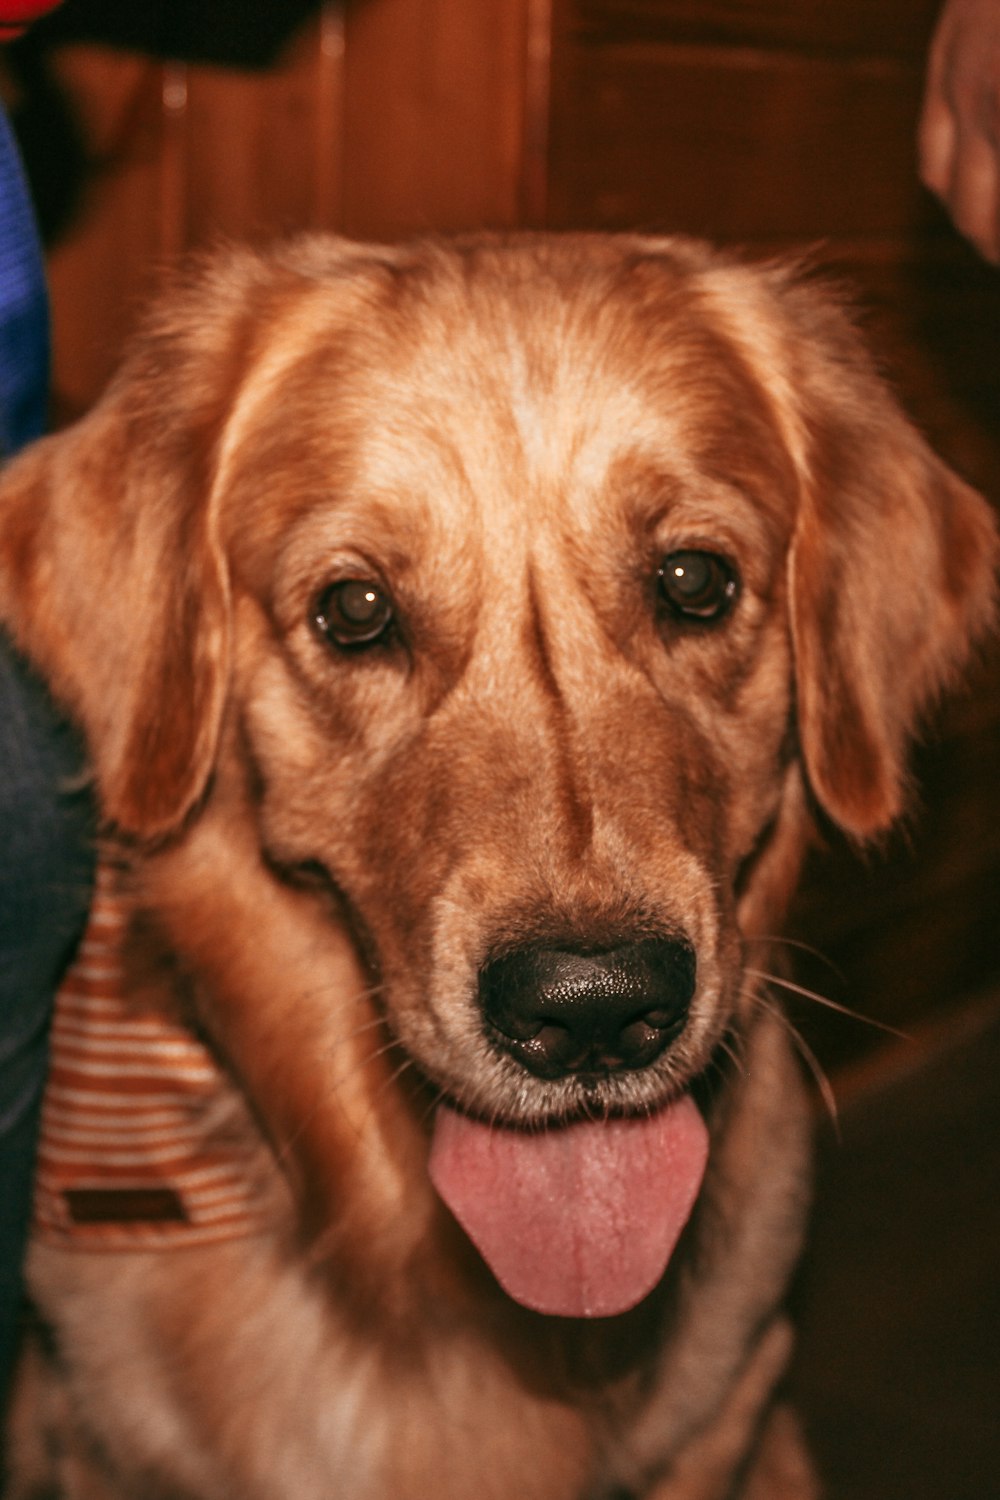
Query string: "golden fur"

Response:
xmin=0 ymin=233 xmax=995 ymax=1499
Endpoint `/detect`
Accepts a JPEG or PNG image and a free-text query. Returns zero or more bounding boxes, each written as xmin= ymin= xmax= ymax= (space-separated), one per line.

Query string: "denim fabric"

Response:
xmin=0 ymin=104 xmax=95 ymax=1406
xmin=0 ymin=644 xmax=94 ymax=1398
xmin=0 ymin=109 xmax=48 ymax=455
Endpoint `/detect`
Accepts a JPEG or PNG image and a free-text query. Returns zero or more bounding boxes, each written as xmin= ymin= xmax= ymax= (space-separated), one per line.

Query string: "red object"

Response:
xmin=0 ymin=1 xmax=63 ymax=38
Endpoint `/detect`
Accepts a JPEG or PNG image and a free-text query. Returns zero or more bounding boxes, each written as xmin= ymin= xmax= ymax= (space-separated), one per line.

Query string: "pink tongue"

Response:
xmin=429 ymin=1097 xmax=709 ymax=1319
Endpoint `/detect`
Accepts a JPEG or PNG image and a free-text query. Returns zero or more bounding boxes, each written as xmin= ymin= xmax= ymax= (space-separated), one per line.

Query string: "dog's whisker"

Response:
xmin=294 ymin=981 xmax=385 ymax=1016
xmin=306 ymin=1021 xmax=394 ymax=1086
xmin=360 ymin=1054 xmax=418 ymax=1135
xmin=268 ymin=1033 xmax=404 ymax=1173
xmin=322 ymin=1014 xmax=393 ymax=1056
xmin=745 ymin=966 xmax=908 ymax=1040
xmin=756 ymin=995 xmax=840 ymax=1132
xmin=694 ymin=1026 xmax=750 ymax=1107
xmin=416 ymin=1083 xmax=448 ymax=1134
xmin=744 ymin=933 xmax=845 ymax=979
xmin=716 ymin=1032 xmax=748 ymax=1080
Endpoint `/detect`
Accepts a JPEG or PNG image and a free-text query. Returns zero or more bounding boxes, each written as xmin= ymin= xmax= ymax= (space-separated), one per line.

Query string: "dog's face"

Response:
xmin=0 ymin=235 xmax=994 ymax=1315
xmin=220 ymin=242 xmax=808 ymax=1132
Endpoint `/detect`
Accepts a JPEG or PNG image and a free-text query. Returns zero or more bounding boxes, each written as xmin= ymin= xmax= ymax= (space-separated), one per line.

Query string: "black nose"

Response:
xmin=479 ymin=938 xmax=696 ymax=1080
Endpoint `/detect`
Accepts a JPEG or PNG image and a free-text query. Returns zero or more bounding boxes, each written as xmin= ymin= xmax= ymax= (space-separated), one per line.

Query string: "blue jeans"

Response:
xmin=1 ymin=100 xmax=95 ymax=1410
xmin=0 ymin=637 xmax=94 ymax=1405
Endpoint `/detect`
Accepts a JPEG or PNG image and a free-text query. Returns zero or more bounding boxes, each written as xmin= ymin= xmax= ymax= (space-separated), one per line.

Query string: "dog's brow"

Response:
xmin=494 ymin=309 xmax=620 ymax=484
xmin=697 ymin=270 xmax=810 ymax=483
xmin=209 ymin=288 xmax=338 ymax=509
xmin=501 ymin=326 xmax=553 ymax=471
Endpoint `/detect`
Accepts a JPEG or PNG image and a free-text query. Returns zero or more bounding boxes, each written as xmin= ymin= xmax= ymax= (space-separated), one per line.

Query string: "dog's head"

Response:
xmin=1 ymin=234 xmax=994 ymax=1314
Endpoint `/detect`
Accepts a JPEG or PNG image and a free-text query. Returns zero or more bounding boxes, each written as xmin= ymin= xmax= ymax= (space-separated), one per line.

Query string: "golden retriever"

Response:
xmin=0 ymin=233 xmax=995 ymax=1500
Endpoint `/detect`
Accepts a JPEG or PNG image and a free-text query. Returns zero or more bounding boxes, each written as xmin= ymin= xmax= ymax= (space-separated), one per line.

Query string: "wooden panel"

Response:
xmin=180 ymin=17 xmax=345 ymax=243
xmin=40 ymin=0 xmax=534 ymax=413
xmin=547 ymin=43 xmax=933 ymax=242
xmin=42 ymin=20 xmax=346 ymax=415
xmin=340 ymin=0 xmax=533 ymax=238
xmin=44 ymin=46 xmax=168 ymax=419
xmin=573 ymin=0 xmax=941 ymax=58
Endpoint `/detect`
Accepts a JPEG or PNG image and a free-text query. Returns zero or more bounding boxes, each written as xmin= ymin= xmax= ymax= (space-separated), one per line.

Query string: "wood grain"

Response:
xmin=572 ymin=0 xmax=941 ymax=58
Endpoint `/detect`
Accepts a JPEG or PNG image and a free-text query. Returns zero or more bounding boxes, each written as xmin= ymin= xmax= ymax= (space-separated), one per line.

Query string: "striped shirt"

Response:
xmin=34 ymin=861 xmax=268 ymax=1248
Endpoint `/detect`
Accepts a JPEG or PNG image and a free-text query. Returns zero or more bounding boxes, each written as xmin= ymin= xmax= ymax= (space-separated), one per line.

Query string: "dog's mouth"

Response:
xmin=423 ymin=931 xmax=718 ymax=1318
xmin=428 ymin=1091 xmax=709 ymax=1319
xmin=282 ymin=864 xmax=716 ymax=1317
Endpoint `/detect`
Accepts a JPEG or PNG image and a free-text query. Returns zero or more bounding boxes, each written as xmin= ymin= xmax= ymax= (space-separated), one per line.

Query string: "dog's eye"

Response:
xmin=313 ymin=579 xmax=394 ymax=648
xmin=657 ymin=551 xmax=738 ymax=624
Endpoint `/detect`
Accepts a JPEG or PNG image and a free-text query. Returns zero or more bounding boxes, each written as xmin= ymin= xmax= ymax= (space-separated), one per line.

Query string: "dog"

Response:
xmin=0 ymin=233 xmax=995 ymax=1499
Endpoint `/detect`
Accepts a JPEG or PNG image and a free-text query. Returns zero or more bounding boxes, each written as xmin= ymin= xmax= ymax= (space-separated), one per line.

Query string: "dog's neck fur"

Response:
xmin=67 ymin=768 xmax=810 ymax=1496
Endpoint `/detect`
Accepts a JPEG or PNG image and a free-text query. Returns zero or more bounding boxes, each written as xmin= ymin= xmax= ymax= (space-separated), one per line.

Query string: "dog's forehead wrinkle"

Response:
xmin=489 ymin=307 xmax=615 ymax=479
xmin=210 ymin=283 xmax=367 ymax=510
xmin=694 ymin=264 xmax=812 ymax=482
xmin=377 ymin=269 xmax=673 ymax=504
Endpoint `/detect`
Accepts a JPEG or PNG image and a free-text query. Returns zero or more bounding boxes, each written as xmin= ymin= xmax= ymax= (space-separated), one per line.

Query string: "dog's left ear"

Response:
xmin=784 ymin=286 xmax=997 ymax=839
xmin=0 ymin=253 xmax=273 ymax=840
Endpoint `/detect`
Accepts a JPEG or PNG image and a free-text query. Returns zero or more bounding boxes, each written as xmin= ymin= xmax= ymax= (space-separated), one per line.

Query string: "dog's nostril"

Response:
xmin=642 ymin=1008 xmax=679 ymax=1030
xmin=479 ymin=938 xmax=696 ymax=1081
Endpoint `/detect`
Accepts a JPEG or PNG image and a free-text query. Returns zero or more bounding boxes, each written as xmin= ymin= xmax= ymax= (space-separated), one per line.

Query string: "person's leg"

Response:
xmin=0 ymin=108 xmax=48 ymax=458
xmin=0 ymin=92 xmax=95 ymax=1410
xmin=0 ymin=639 xmax=94 ymax=1405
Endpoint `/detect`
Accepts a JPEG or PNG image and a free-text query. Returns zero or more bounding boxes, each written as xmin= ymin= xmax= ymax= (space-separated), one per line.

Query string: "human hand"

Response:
xmin=919 ymin=0 xmax=1000 ymax=262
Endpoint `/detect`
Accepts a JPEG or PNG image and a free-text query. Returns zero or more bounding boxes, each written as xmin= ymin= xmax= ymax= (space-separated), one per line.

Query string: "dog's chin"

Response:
xmin=449 ymin=1063 xmax=700 ymax=1133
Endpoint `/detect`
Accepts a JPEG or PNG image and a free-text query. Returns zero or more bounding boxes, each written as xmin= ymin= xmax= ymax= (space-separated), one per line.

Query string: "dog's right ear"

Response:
xmin=0 ymin=250 xmax=290 ymax=840
xmin=0 ymin=381 xmax=230 ymax=841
